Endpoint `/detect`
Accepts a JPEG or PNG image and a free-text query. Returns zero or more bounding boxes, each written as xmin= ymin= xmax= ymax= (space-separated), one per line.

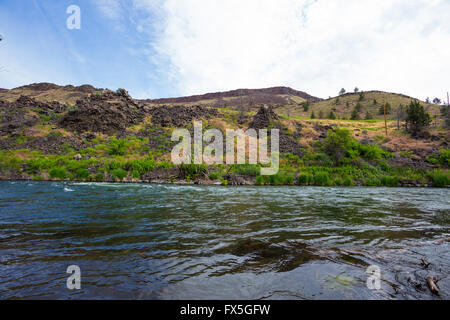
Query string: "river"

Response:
xmin=0 ymin=181 xmax=449 ymax=300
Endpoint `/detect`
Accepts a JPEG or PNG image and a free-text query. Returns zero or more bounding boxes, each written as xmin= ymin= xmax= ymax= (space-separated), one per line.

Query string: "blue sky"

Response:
xmin=1 ymin=0 xmax=449 ymax=101
xmin=0 ymin=0 xmax=171 ymax=98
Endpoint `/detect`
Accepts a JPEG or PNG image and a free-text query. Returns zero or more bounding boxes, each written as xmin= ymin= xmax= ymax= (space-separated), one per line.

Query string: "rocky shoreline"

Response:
xmin=0 ymin=176 xmax=445 ymax=188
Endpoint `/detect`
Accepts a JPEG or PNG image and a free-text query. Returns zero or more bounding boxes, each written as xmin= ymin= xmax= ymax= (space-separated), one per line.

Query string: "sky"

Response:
xmin=0 ymin=0 xmax=449 ymax=101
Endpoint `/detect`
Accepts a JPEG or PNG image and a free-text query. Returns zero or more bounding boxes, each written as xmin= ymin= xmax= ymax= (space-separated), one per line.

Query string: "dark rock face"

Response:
xmin=13 ymin=82 xmax=98 ymax=95
xmin=249 ymin=105 xmax=279 ymax=130
xmin=19 ymin=135 xmax=87 ymax=155
xmin=141 ymin=167 xmax=179 ymax=181
xmin=279 ymin=134 xmax=304 ymax=157
xmin=223 ymin=174 xmax=247 ymax=186
xmin=60 ymin=90 xmax=144 ymax=134
xmin=18 ymin=83 xmax=60 ymax=91
xmin=0 ymin=96 xmax=67 ymax=136
xmin=249 ymin=106 xmax=304 ymax=157
xmin=149 ymin=105 xmax=219 ymax=127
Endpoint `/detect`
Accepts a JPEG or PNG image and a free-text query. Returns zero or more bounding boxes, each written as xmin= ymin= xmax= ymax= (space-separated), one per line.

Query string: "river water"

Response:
xmin=0 ymin=181 xmax=449 ymax=300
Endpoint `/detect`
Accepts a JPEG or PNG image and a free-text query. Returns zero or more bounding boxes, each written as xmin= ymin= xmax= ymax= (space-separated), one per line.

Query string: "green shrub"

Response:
xmin=111 ymin=169 xmax=127 ymax=181
xmin=285 ymin=175 xmax=295 ymax=185
xmin=180 ymin=164 xmax=208 ymax=180
xmin=231 ymin=164 xmax=260 ymax=177
xmin=76 ymin=168 xmax=90 ymax=180
xmin=94 ymin=173 xmax=104 ymax=182
xmin=426 ymin=155 xmax=439 ymax=165
xmin=334 ymin=178 xmax=343 ymax=186
xmin=132 ymin=170 xmax=141 ymax=179
xmin=49 ymin=167 xmax=67 ymax=180
xmin=430 ymin=171 xmax=450 ymax=187
xmin=343 ymin=177 xmax=354 ymax=186
xmin=108 ymin=139 xmax=128 ymax=156
xmin=354 ymin=143 xmax=389 ymax=160
xmin=364 ymin=177 xmax=381 ymax=186
xmin=126 ymin=159 xmax=155 ymax=176
xmin=108 ymin=160 xmax=125 ymax=171
xmin=256 ymin=175 xmax=264 ymax=186
xmin=32 ymin=175 xmax=43 ymax=181
xmin=266 ymin=173 xmax=283 ymax=185
xmin=298 ymin=174 xmax=313 ymax=185
xmin=15 ymin=135 xmax=32 ymax=145
xmin=209 ymin=172 xmax=221 ymax=180
xmin=313 ymin=172 xmax=332 ymax=186
xmin=380 ymin=176 xmax=398 ymax=187
xmin=313 ymin=153 xmax=333 ymax=165
xmin=439 ymin=149 xmax=450 ymax=167
xmin=157 ymin=161 xmax=173 ymax=170
xmin=322 ymin=128 xmax=353 ymax=162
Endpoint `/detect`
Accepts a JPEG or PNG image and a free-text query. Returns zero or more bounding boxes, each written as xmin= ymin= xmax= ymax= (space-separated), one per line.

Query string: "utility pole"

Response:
xmin=384 ymin=102 xmax=388 ymax=137
xmin=240 ymin=89 xmax=243 ymax=111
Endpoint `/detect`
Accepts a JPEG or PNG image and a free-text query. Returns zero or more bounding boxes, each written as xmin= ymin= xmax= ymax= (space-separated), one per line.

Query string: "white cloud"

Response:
xmin=96 ymin=0 xmax=122 ymax=20
xmin=135 ymin=0 xmax=450 ymax=101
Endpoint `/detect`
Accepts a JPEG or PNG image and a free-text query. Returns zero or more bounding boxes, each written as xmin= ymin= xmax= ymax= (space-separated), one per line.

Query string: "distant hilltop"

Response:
xmin=144 ymin=86 xmax=323 ymax=105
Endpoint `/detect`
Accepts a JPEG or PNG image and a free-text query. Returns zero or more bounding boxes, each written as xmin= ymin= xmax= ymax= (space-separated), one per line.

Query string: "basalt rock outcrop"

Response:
xmin=0 ymin=96 xmax=67 ymax=136
xmin=60 ymin=89 xmax=144 ymax=134
xmin=249 ymin=105 xmax=279 ymax=130
xmin=149 ymin=105 xmax=219 ymax=127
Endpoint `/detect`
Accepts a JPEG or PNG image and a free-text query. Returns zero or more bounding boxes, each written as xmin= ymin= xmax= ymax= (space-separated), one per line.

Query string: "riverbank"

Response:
xmin=1 ymin=92 xmax=449 ymax=188
xmin=0 ymin=174 xmax=448 ymax=188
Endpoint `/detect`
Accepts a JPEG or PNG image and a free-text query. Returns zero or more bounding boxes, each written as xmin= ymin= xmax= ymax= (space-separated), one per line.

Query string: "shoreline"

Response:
xmin=1 ymin=177 xmax=448 ymax=188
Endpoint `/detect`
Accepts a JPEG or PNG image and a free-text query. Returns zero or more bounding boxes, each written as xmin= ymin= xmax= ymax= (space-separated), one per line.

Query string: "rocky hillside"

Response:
xmin=0 ymin=83 xmax=448 ymax=187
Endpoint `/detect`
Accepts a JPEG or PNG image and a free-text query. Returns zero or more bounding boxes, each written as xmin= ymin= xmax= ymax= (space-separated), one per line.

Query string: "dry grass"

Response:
xmin=278 ymin=91 xmax=442 ymax=121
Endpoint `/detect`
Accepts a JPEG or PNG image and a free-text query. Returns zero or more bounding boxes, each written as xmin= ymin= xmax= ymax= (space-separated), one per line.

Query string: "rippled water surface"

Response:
xmin=0 ymin=181 xmax=449 ymax=300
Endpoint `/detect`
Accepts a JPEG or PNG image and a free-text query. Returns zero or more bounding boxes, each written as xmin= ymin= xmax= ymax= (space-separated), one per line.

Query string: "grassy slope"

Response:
xmin=277 ymin=91 xmax=442 ymax=121
xmin=1 ymin=86 xmax=97 ymax=105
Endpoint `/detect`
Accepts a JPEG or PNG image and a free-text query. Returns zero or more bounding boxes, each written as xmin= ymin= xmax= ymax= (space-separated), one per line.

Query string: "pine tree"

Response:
xmin=351 ymin=108 xmax=360 ymax=120
xmin=302 ymin=101 xmax=310 ymax=112
xmin=329 ymin=111 xmax=336 ymax=120
xmin=379 ymin=102 xmax=392 ymax=115
xmin=405 ymin=100 xmax=431 ymax=137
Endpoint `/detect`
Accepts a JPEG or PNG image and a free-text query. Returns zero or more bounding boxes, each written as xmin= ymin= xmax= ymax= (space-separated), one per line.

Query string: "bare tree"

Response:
xmin=396 ymin=104 xmax=405 ymax=130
